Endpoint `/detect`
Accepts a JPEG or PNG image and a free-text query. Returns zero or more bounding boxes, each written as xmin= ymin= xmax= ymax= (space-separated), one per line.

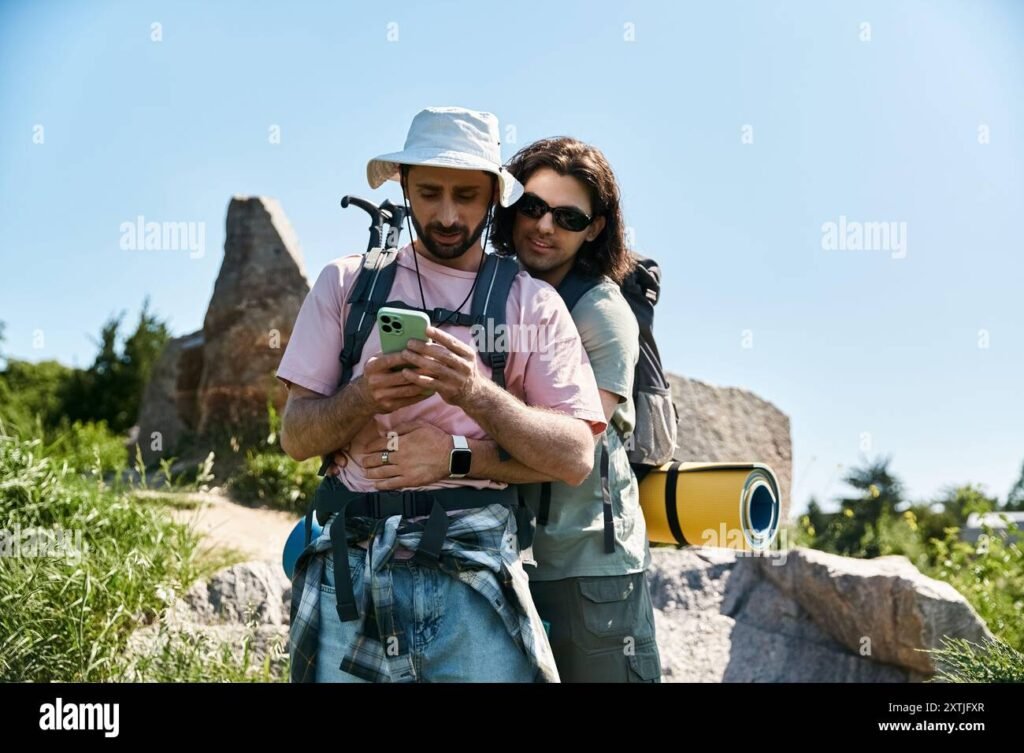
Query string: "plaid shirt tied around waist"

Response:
xmin=288 ymin=489 xmax=559 ymax=683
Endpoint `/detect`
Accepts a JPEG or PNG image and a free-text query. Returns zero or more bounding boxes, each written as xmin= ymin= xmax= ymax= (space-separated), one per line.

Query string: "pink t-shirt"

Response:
xmin=276 ymin=243 xmax=606 ymax=494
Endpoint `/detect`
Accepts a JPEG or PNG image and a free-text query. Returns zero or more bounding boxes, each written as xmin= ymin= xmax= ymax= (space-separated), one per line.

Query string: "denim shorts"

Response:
xmin=317 ymin=546 xmax=537 ymax=682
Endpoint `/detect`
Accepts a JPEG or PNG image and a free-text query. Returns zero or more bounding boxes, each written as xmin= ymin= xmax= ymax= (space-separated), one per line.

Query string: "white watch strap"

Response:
xmin=452 ymin=435 xmax=468 ymax=450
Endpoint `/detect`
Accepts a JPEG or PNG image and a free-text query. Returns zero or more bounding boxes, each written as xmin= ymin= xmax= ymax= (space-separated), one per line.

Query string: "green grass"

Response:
xmin=0 ymin=424 xmax=283 ymax=681
xmin=927 ymin=636 xmax=1024 ymax=683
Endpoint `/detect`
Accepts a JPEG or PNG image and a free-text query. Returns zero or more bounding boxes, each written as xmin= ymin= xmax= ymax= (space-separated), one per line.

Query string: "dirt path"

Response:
xmin=136 ymin=488 xmax=299 ymax=564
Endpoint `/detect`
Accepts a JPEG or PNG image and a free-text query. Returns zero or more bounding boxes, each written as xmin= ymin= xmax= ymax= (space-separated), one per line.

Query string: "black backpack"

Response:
xmin=533 ymin=252 xmax=679 ymax=553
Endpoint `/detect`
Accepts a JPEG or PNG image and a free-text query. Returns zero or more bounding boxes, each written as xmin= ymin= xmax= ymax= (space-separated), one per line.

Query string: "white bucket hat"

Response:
xmin=366 ymin=106 xmax=523 ymax=207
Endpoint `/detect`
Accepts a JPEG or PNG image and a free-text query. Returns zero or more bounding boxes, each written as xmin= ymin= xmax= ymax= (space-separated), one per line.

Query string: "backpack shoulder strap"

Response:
xmin=620 ymin=253 xmax=659 ymax=331
xmin=338 ymin=247 xmax=400 ymax=389
xmin=469 ymin=253 xmax=519 ymax=461
xmin=317 ymin=246 xmax=400 ymax=476
xmin=470 ymin=253 xmax=519 ymax=390
xmin=537 ymin=433 xmax=616 ymax=554
xmin=555 ymin=265 xmax=603 ymax=313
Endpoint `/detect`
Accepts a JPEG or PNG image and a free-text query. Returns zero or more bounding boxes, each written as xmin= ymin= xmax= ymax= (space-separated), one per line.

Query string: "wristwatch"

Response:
xmin=448 ymin=435 xmax=472 ymax=478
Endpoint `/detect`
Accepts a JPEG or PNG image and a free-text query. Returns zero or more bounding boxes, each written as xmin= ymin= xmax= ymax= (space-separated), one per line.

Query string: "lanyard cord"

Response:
xmin=401 ymin=188 xmax=493 ymax=327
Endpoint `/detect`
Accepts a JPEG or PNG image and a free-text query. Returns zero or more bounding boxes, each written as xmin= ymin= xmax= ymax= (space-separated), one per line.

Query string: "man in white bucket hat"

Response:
xmin=277 ymin=106 xmax=608 ymax=682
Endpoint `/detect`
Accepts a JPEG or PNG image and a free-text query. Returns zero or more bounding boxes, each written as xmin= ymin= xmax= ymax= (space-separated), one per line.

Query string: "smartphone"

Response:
xmin=377 ymin=306 xmax=431 ymax=356
xmin=376 ymin=307 xmax=434 ymax=395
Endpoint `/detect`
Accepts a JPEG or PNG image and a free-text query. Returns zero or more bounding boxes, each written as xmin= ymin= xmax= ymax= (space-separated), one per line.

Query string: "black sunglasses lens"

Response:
xmin=554 ymin=209 xmax=591 ymax=232
xmin=517 ymin=194 xmax=547 ymax=218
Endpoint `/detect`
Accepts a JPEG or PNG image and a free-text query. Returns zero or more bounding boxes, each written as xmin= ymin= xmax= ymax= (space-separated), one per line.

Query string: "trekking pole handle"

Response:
xmin=341 ymin=195 xmax=386 ymax=251
xmin=379 ymin=199 xmax=407 ymax=249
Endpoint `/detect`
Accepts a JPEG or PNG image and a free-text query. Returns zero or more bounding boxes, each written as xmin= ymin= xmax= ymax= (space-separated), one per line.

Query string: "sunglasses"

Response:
xmin=515 ymin=192 xmax=594 ymax=232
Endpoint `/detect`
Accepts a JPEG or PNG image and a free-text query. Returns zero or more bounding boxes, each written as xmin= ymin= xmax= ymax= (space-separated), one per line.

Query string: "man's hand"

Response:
xmin=359 ymin=351 xmax=436 ymax=414
xmin=360 ymin=421 xmax=453 ymax=490
xmin=399 ymin=326 xmax=483 ymax=408
xmin=325 ymin=419 xmax=379 ymax=476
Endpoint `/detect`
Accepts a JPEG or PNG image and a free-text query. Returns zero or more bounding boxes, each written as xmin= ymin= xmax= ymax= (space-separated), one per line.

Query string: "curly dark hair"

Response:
xmin=491 ymin=137 xmax=633 ymax=284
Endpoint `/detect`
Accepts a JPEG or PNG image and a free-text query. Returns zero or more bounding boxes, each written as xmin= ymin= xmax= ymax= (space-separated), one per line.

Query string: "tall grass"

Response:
xmin=0 ymin=423 xmax=278 ymax=681
xmin=928 ymin=636 xmax=1024 ymax=683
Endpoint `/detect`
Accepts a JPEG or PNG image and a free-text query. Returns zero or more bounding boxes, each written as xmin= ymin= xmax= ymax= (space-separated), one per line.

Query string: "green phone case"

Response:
xmin=377 ymin=306 xmax=431 ymax=356
xmin=376 ymin=307 xmax=434 ymax=395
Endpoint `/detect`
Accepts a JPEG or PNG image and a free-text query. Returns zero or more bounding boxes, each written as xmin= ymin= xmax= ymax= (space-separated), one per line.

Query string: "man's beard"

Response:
xmin=411 ymin=211 xmax=490 ymax=260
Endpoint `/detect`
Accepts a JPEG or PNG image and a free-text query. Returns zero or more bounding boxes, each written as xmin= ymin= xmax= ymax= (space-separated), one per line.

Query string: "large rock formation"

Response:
xmin=197 ymin=197 xmax=309 ymax=440
xmin=669 ymin=374 xmax=793 ymax=522
xmin=649 ymin=546 xmax=994 ymax=682
xmin=133 ymin=197 xmax=309 ymax=466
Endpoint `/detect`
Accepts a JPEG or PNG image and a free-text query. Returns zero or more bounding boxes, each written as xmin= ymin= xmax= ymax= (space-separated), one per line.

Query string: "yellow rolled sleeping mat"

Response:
xmin=639 ymin=461 xmax=781 ymax=552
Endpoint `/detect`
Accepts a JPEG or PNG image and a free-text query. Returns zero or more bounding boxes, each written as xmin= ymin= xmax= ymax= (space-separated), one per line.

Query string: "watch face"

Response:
xmin=450 ymin=449 xmax=472 ymax=476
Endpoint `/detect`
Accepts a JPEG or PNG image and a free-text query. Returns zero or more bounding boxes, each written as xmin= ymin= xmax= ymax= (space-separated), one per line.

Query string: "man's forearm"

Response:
xmin=281 ymin=378 xmax=375 ymax=461
xmin=459 ymin=379 xmax=594 ymax=486
xmin=466 ymin=438 xmax=566 ymax=484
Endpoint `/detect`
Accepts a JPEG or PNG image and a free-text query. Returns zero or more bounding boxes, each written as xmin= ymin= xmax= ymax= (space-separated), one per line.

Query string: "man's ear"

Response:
xmin=400 ymin=164 xmax=413 ymax=193
xmin=586 ymin=215 xmax=607 ymax=242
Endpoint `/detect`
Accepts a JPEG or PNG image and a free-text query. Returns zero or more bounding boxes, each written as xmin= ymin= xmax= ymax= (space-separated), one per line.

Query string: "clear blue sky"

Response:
xmin=1 ymin=0 xmax=1021 ymax=517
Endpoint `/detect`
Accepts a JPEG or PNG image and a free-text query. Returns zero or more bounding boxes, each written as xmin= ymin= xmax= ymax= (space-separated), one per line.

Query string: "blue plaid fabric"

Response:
xmin=289 ymin=503 xmax=559 ymax=683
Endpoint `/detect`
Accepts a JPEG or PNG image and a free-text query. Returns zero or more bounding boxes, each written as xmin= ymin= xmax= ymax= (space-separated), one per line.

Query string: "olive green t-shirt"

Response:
xmin=521 ymin=279 xmax=652 ymax=580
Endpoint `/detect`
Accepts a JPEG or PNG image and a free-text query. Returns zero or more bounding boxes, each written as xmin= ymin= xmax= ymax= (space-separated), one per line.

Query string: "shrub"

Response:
xmin=227 ymin=450 xmax=321 ymax=514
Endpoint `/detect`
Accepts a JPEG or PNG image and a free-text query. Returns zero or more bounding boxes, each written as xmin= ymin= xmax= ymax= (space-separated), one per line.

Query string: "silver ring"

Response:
xmin=380 ymin=450 xmax=390 ymax=465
